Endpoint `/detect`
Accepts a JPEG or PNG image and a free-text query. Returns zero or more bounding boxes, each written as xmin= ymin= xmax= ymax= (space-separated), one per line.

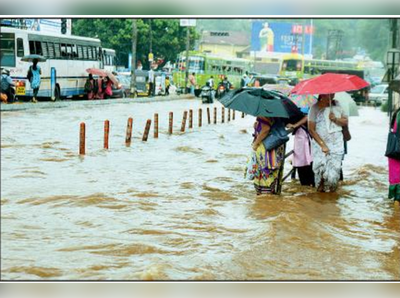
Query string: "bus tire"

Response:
xmin=52 ymin=85 xmax=61 ymax=101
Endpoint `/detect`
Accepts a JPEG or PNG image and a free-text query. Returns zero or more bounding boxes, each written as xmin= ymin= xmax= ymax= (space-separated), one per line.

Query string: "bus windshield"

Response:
xmin=283 ymin=59 xmax=301 ymax=71
xmin=0 ymin=33 xmax=15 ymax=67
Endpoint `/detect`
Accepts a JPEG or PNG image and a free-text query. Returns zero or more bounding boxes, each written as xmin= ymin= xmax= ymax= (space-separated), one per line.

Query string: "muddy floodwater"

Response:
xmin=1 ymin=99 xmax=399 ymax=280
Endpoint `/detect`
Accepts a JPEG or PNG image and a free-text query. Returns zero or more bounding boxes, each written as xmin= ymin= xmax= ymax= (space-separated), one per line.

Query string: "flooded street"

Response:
xmin=1 ymin=99 xmax=399 ymax=280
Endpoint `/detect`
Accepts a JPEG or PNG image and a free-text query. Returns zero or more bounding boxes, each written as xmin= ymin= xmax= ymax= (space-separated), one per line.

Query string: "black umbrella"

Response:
xmin=219 ymin=88 xmax=304 ymax=124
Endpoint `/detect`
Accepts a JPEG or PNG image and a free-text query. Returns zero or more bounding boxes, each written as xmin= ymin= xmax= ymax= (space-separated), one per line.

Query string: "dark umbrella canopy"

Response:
xmin=21 ymin=54 xmax=47 ymax=62
xmin=219 ymin=88 xmax=303 ymax=124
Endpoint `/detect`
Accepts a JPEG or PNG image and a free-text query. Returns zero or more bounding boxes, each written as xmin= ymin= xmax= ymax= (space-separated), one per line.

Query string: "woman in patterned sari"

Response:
xmin=251 ymin=117 xmax=285 ymax=195
xmin=388 ymin=107 xmax=400 ymax=202
xmin=308 ymin=94 xmax=348 ymax=192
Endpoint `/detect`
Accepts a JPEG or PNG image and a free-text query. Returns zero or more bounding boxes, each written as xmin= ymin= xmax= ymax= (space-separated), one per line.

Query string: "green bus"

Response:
xmin=172 ymin=51 xmax=253 ymax=94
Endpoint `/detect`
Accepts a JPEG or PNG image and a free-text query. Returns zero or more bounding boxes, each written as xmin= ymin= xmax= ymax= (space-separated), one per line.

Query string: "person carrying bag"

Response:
xmin=386 ymin=107 xmax=400 ymax=202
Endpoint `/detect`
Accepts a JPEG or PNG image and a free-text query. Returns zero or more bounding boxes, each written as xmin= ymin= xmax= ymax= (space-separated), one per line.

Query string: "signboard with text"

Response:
xmin=0 ymin=18 xmax=71 ymax=35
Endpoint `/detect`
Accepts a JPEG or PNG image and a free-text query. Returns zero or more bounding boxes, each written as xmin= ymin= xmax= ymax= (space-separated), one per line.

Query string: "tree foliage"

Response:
xmin=72 ymin=18 xmax=198 ymax=69
xmin=72 ymin=18 xmax=394 ymax=67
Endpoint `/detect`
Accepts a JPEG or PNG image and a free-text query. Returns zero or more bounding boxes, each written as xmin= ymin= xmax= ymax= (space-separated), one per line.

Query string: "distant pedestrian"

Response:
xmin=388 ymin=107 xmax=400 ymax=202
xmin=188 ymin=72 xmax=196 ymax=95
xmin=84 ymin=74 xmax=97 ymax=100
xmin=148 ymin=68 xmax=155 ymax=96
xmin=241 ymin=74 xmax=248 ymax=88
xmin=1 ymin=69 xmax=15 ymax=103
xmin=102 ymin=77 xmax=113 ymax=99
xmin=96 ymin=76 xmax=104 ymax=99
xmin=207 ymin=76 xmax=214 ymax=89
xmin=27 ymin=58 xmax=41 ymax=103
xmin=308 ymin=94 xmax=348 ymax=192
xmin=165 ymin=76 xmax=170 ymax=96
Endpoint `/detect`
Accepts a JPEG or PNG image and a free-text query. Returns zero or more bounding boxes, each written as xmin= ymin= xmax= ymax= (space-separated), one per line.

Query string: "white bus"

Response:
xmin=102 ymin=48 xmax=117 ymax=73
xmin=0 ymin=27 xmax=116 ymax=100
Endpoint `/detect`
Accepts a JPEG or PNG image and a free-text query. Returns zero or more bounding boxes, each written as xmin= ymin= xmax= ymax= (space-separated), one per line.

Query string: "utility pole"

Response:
xmin=130 ymin=19 xmax=137 ymax=97
xmin=149 ymin=18 xmax=153 ymax=55
xmin=301 ymin=22 xmax=306 ymax=57
xmin=185 ymin=26 xmax=190 ymax=94
xmin=388 ymin=19 xmax=399 ymax=120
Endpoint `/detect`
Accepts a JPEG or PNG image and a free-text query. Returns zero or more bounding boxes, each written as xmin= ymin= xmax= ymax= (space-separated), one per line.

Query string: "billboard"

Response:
xmin=251 ymin=21 xmax=313 ymax=54
xmin=0 ymin=18 xmax=71 ymax=35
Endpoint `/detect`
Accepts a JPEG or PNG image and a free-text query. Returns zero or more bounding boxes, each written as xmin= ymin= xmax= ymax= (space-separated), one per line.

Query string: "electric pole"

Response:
xmin=185 ymin=26 xmax=190 ymax=94
xmin=130 ymin=19 xmax=137 ymax=97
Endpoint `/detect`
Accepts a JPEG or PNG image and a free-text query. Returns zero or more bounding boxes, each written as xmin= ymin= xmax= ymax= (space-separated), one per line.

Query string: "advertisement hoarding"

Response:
xmin=251 ymin=21 xmax=313 ymax=54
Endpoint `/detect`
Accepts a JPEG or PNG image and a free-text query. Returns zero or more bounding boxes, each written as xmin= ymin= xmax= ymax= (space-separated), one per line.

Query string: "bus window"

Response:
xmin=77 ymin=45 xmax=83 ymax=59
xmin=29 ymin=40 xmax=42 ymax=55
xmin=83 ymin=46 xmax=88 ymax=59
xmin=42 ymin=42 xmax=48 ymax=58
xmin=16 ymin=38 xmax=24 ymax=57
xmin=71 ymin=44 xmax=78 ymax=59
xmin=47 ymin=42 xmax=55 ymax=58
xmin=54 ymin=43 xmax=61 ymax=58
xmin=60 ymin=43 xmax=67 ymax=58
xmin=88 ymin=47 xmax=93 ymax=60
xmin=0 ymin=33 xmax=15 ymax=67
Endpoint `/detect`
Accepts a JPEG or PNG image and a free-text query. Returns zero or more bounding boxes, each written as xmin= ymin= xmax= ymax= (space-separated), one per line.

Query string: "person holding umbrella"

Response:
xmin=251 ymin=116 xmax=286 ymax=195
xmin=308 ymin=94 xmax=348 ymax=192
xmin=26 ymin=58 xmax=41 ymax=103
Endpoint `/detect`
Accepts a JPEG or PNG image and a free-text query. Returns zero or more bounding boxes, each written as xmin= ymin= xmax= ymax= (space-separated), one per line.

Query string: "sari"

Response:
xmin=252 ymin=117 xmax=285 ymax=195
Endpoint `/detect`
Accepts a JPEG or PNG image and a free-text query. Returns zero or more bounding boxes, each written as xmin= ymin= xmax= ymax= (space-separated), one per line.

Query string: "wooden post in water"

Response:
xmin=79 ymin=122 xmax=85 ymax=155
xmin=189 ymin=109 xmax=193 ymax=129
xmin=169 ymin=112 xmax=173 ymax=135
xmin=222 ymin=107 xmax=225 ymax=123
xmin=232 ymin=110 xmax=235 ymax=120
xmin=125 ymin=117 xmax=133 ymax=147
xmin=207 ymin=107 xmax=211 ymax=124
xmin=181 ymin=111 xmax=188 ymax=132
xmin=154 ymin=113 xmax=158 ymax=138
xmin=214 ymin=107 xmax=217 ymax=124
xmin=199 ymin=108 xmax=202 ymax=127
xmin=142 ymin=119 xmax=152 ymax=141
xmin=228 ymin=108 xmax=231 ymax=122
xmin=104 ymin=120 xmax=109 ymax=150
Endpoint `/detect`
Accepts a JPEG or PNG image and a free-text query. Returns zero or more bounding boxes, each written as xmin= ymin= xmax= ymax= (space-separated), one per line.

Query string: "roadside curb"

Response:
xmin=1 ymin=95 xmax=197 ymax=112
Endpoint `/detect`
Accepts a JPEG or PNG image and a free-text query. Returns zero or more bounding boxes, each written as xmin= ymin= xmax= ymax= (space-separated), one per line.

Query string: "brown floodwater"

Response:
xmin=1 ymin=99 xmax=399 ymax=280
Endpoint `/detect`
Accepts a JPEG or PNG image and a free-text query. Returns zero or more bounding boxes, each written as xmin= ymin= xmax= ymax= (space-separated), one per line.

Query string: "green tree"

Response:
xmin=72 ymin=18 xmax=198 ymax=69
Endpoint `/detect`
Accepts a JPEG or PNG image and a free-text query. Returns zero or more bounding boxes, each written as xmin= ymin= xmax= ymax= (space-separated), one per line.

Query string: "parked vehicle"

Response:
xmin=200 ymin=84 xmax=213 ymax=103
xmin=114 ymin=75 xmax=131 ymax=98
xmin=368 ymin=84 xmax=388 ymax=106
xmin=117 ymin=70 xmax=149 ymax=97
xmin=216 ymin=82 xmax=227 ymax=99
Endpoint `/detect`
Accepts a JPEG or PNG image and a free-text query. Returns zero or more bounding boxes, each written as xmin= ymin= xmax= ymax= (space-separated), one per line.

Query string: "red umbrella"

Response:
xmin=290 ymin=73 xmax=370 ymax=95
xmin=86 ymin=68 xmax=119 ymax=87
xmin=86 ymin=68 xmax=107 ymax=77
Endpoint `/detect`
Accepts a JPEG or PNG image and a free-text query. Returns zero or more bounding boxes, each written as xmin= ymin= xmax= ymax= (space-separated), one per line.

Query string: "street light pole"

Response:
xmin=130 ymin=19 xmax=137 ymax=97
xmin=185 ymin=26 xmax=190 ymax=94
xmin=388 ymin=19 xmax=399 ymax=121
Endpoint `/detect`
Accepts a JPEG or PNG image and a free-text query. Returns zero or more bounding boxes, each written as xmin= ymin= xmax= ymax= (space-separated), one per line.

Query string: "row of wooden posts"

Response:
xmin=79 ymin=107 xmax=246 ymax=155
